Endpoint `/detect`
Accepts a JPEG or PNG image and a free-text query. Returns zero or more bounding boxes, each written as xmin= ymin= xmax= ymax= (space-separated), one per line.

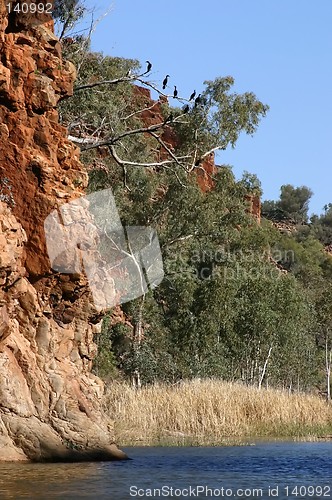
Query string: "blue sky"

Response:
xmin=77 ymin=0 xmax=332 ymax=215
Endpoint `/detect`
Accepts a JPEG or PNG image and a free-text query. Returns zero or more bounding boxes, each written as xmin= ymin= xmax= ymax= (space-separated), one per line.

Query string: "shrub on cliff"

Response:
xmin=262 ymin=184 xmax=313 ymax=223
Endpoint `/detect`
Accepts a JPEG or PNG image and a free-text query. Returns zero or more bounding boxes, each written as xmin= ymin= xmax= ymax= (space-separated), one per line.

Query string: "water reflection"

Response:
xmin=0 ymin=462 xmax=104 ymax=499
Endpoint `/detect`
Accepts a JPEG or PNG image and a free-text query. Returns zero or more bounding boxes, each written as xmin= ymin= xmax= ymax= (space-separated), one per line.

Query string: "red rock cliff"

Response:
xmin=0 ymin=6 xmax=126 ymax=461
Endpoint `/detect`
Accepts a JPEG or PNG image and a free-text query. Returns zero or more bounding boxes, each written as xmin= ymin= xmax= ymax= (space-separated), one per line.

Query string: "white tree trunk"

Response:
xmin=325 ymin=336 xmax=331 ymax=401
xmin=132 ymin=294 xmax=145 ymax=390
xmin=258 ymin=345 xmax=273 ymax=390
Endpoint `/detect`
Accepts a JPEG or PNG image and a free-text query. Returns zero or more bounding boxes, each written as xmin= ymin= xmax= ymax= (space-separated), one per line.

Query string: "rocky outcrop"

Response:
xmin=244 ymin=194 xmax=261 ymax=224
xmin=0 ymin=7 xmax=126 ymax=461
xmin=133 ymin=85 xmax=180 ymax=162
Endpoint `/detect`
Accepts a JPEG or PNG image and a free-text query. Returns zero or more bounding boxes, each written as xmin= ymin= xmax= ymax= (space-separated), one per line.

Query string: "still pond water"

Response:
xmin=0 ymin=443 xmax=331 ymax=499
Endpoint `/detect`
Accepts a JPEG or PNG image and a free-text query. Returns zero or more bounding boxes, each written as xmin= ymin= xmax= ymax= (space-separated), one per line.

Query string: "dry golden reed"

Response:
xmin=104 ymin=379 xmax=332 ymax=446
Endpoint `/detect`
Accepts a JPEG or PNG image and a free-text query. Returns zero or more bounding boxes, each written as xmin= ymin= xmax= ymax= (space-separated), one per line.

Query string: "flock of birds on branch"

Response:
xmin=144 ymin=60 xmax=204 ymax=114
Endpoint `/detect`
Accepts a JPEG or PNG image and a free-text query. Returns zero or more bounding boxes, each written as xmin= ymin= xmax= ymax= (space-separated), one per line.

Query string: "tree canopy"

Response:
xmin=59 ymin=36 xmax=332 ymax=397
xmin=262 ymin=184 xmax=313 ymax=223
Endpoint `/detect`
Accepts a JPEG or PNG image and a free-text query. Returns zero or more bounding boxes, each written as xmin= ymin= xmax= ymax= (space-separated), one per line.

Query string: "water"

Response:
xmin=0 ymin=443 xmax=331 ymax=499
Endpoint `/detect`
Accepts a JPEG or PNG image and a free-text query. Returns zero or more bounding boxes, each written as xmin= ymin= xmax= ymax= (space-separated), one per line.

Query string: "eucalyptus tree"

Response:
xmin=59 ymin=40 xmax=269 ymax=178
xmin=262 ymin=184 xmax=313 ymax=223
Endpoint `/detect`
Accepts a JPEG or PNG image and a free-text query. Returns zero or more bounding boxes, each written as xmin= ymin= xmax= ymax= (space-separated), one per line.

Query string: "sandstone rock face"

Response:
xmin=133 ymin=86 xmax=219 ymax=193
xmin=244 ymin=194 xmax=261 ymax=224
xmin=0 ymin=8 xmax=125 ymax=461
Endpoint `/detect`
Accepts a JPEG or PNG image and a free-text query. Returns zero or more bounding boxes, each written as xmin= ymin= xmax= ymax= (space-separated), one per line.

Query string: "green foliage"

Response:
xmin=239 ymin=171 xmax=263 ymax=197
xmin=92 ymin=315 xmax=119 ymax=381
xmin=262 ymin=184 xmax=313 ymax=223
xmin=62 ymin=41 xmax=332 ymax=394
xmin=54 ymin=1 xmax=87 ymax=39
xmin=59 ymin=48 xmax=145 ymax=169
xmin=173 ymin=76 xmax=269 ymax=163
xmin=310 ymin=204 xmax=332 ymax=246
xmin=279 ymin=185 xmax=313 ymax=223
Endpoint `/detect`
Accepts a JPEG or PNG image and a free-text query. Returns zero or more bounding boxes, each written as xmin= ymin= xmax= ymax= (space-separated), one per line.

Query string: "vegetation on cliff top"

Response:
xmin=59 ymin=35 xmax=332 ymax=402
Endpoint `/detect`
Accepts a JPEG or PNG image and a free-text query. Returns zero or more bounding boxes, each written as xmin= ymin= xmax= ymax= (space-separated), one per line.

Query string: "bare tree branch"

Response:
xmin=169 ymin=168 xmax=188 ymax=188
xmin=73 ymin=72 xmax=146 ymax=92
xmin=163 ymin=234 xmax=194 ymax=248
xmin=73 ymin=74 xmax=192 ymax=103
xmin=148 ymin=131 xmax=184 ymax=168
xmin=122 ymin=165 xmax=131 ymax=191
xmin=68 ymin=134 xmax=98 ymax=145
xmin=199 ymin=146 xmax=221 ymax=161
xmin=135 ymin=78 xmax=192 ymax=102
xmin=191 ymin=145 xmax=226 ymax=171
xmin=80 ymin=120 xmax=169 ymax=151
xmin=107 ymin=145 xmax=186 ymax=168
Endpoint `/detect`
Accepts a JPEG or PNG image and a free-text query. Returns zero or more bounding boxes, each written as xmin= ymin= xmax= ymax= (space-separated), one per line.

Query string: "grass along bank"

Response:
xmin=104 ymin=379 xmax=332 ymax=446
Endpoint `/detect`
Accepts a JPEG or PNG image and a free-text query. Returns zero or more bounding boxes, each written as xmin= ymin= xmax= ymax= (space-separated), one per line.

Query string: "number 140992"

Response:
xmin=6 ymin=2 xmax=53 ymax=15
xmin=284 ymin=485 xmax=331 ymax=497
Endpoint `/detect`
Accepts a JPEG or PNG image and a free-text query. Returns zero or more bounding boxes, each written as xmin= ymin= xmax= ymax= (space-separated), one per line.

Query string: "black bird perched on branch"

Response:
xmin=173 ymin=86 xmax=178 ymax=98
xmin=164 ymin=113 xmax=174 ymax=124
xmin=145 ymin=60 xmax=152 ymax=73
xmin=194 ymin=94 xmax=202 ymax=107
xmin=189 ymin=90 xmax=196 ymax=101
xmin=182 ymin=104 xmax=190 ymax=114
xmin=162 ymin=75 xmax=170 ymax=89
